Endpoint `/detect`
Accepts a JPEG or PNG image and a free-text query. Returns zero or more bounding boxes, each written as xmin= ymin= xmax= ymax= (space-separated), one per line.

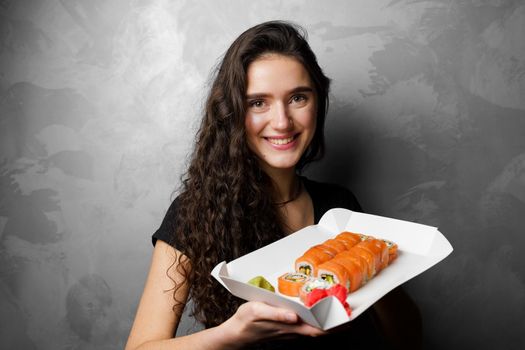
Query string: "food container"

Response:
xmin=211 ymin=208 xmax=453 ymax=330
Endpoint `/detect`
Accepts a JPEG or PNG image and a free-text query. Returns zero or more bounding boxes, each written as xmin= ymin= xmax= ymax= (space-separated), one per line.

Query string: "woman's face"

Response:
xmin=244 ymin=54 xmax=317 ymax=173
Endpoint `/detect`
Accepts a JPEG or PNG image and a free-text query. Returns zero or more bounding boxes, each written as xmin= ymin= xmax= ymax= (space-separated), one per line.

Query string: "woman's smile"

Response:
xmin=265 ymin=133 xmax=299 ymax=148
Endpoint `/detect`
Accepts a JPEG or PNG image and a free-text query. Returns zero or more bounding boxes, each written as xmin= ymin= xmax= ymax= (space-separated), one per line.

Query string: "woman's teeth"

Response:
xmin=268 ymin=136 xmax=294 ymax=145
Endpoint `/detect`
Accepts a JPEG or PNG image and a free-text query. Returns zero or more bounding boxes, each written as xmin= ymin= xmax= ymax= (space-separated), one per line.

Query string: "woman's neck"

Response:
xmin=264 ymin=167 xmax=300 ymax=204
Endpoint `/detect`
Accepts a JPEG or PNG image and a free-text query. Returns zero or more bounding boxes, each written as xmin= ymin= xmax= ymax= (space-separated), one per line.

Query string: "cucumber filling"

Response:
xmin=299 ymin=265 xmax=312 ymax=276
xmin=320 ymin=274 xmax=335 ymax=284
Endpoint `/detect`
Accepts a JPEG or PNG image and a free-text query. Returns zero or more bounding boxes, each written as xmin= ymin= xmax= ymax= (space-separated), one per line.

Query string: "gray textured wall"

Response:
xmin=1 ymin=0 xmax=524 ymax=349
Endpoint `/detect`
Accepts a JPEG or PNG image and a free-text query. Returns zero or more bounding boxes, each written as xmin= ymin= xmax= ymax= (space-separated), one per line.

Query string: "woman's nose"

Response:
xmin=270 ymin=102 xmax=293 ymax=130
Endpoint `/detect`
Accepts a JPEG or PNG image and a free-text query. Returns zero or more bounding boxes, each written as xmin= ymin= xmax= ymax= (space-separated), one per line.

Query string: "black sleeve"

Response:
xmin=151 ymin=197 xmax=181 ymax=247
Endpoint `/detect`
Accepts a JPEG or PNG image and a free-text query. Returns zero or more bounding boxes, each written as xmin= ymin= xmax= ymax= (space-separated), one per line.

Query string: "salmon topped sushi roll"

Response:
xmin=335 ymin=250 xmax=370 ymax=285
xmin=299 ymin=278 xmax=332 ymax=304
xmin=295 ymin=244 xmax=335 ymax=276
xmin=321 ymin=239 xmax=347 ymax=254
xmin=295 ymin=231 xmax=399 ymax=295
xmin=332 ymin=257 xmax=364 ymax=292
xmin=335 ymin=231 xmax=362 ymax=246
xmin=295 ymin=252 xmax=326 ymax=276
xmin=317 ymin=260 xmax=350 ymax=290
xmin=369 ymin=239 xmax=389 ymax=270
xmin=350 ymin=244 xmax=377 ymax=279
xmin=359 ymin=233 xmax=372 ymax=241
xmin=278 ymin=272 xmax=310 ymax=297
xmin=308 ymin=244 xmax=338 ymax=257
xmin=382 ymin=239 xmax=398 ymax=263
xmin=361 ymin=239 xmax=388 ymax=272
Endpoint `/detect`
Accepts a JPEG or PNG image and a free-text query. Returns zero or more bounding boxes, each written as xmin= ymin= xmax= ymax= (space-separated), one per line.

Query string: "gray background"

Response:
xmin=1 ymin=0 xmax=524 ymax=349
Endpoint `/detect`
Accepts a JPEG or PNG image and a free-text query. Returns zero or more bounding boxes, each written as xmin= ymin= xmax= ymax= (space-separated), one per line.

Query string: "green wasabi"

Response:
xmin=247 ymin=276 xmax=275 ymax=292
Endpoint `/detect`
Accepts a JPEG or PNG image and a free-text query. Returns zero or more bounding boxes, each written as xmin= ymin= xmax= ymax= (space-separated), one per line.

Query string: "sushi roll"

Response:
xmin=299 ymin=278 xmax=332 ymax=304
xmin=295 ymin=247 xmax=332 ymax=276
xmin=359 ymin=234 xmax=372 ymax=241
xmin=335 ymin=250 xmax=370 ymax=284
xmin=308 ymin=244 xmax=338 ymax=257
xmin=367 ymin=239 xmax=389 ymax=271
xmin=317 ymin=260 xmax=350 ymax=290
xmin=335 ymin=231 xmax=362 ymax=247
xmin=320 ymin=238 xmax=347 ymax=254
xmin=333 ymin=256 xmax=365 ymax=292
xmin=278 ymin=272 xmax=310 ymax=297
xmin=295 ymin=231 xmax=399 ymax=295
xmin=331 ymin=256 xmax=364 ymax=292
xmin=382 ymin=239 xmax=398 ymax=263
xmin=359 ymin=239 xmax=388 ymax=273
xmin=348 ymin=244 xmax=377 ymax=279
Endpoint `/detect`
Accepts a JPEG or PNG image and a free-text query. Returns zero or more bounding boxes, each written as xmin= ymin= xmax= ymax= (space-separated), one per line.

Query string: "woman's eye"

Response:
xmin=249 ymin=100 xmax=265 ymax=108
xmin=291 ymin=95 xmax=307 ymax=103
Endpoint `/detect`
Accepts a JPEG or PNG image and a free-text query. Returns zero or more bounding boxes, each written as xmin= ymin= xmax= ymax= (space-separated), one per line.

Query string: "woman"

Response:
xmin=126 ymin=20 xmax=421 ymax=350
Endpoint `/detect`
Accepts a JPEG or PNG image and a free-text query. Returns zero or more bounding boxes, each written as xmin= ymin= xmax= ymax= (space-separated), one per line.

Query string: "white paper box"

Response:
xmin=211 ymin=208 xmax=453 ymax=330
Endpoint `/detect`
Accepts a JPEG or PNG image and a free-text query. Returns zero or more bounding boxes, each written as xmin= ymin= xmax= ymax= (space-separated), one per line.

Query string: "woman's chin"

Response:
xmin=259 ymin=158 xmax=301 ymax=172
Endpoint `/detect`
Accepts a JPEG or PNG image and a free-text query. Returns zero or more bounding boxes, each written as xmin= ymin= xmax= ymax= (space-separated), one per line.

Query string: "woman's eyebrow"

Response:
xmin=246 ymin=86 xmax=314 ymax=99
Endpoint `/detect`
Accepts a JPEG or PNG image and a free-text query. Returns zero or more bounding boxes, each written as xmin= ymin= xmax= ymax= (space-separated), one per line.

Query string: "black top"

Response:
xmin=151 ymin=177 xmax=388 ymax=349
xmin=152 ymin=176 xmax=362 ymax=248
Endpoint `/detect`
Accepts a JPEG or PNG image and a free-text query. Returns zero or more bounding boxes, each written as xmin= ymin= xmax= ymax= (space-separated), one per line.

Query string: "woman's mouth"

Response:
xmin=267 ymin=136 xmax=295 ymax=145
xmin=264 ymin=134 xmax=299 ymax=150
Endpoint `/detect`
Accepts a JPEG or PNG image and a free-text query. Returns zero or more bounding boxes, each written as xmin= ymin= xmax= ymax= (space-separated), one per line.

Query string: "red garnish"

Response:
xmin=327 ymin=284 xmax=352 ymax=316
xmin=326 ymin=284 xmax=347 ymax=303
xmin=304 ymin=284 xmax=352 ymax=316
xmin=304 ymin=288 xmax=328 ymax=307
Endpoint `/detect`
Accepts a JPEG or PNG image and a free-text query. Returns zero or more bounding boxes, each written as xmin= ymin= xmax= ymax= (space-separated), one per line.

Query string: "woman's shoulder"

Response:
xmin=151 ymin=195 xmax=182 ymax=247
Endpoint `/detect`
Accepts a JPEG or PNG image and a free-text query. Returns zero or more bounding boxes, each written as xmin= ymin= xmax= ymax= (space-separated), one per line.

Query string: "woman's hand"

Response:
xmin=220 ymin=301 xmax=325 ymax=348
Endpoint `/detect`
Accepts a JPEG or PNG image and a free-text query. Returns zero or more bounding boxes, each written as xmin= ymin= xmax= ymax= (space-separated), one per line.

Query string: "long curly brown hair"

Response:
xmin=168 ymin=20 xmax=331 ymax=328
